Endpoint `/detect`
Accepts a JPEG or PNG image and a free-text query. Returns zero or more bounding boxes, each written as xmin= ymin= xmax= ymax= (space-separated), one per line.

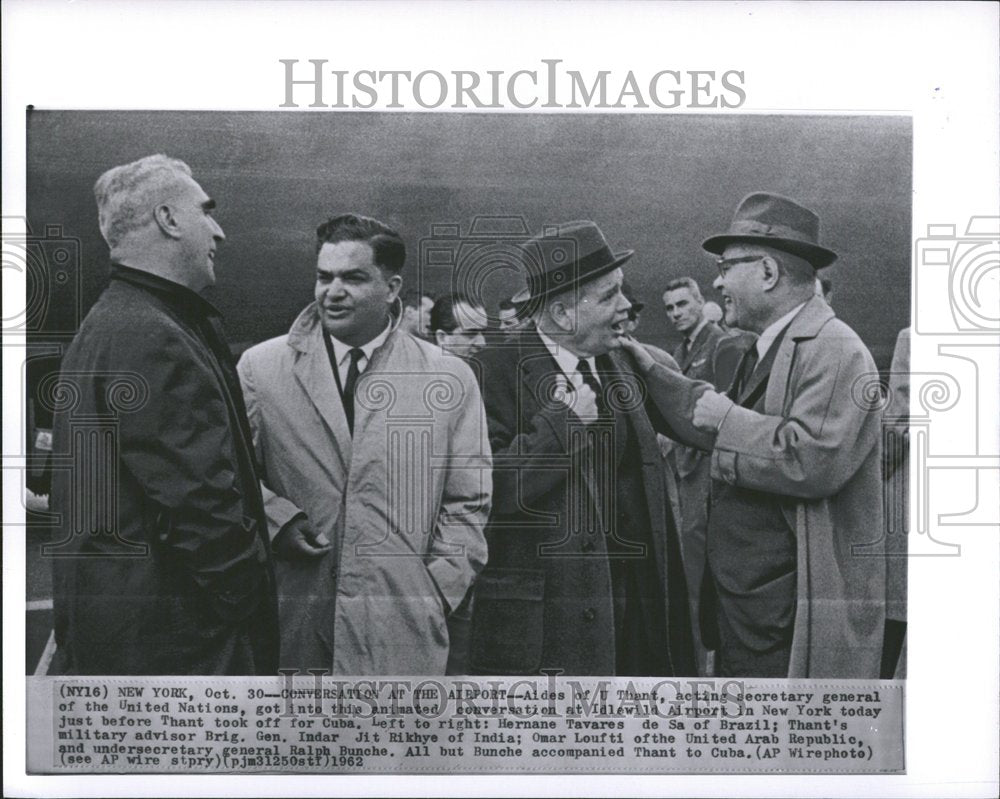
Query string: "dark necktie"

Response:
xmin=576 ymin=358 xmax=610 ymax=418
xmin=728 ymin=345 xmax=760 ymax=401
xmin=679 ymin=337 xmax=691 ymax=364
xmin=342 ymin=348 xmax=364 ymax=435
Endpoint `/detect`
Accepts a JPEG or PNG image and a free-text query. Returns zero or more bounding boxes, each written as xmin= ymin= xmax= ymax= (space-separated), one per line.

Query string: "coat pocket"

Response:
xmin=469 ymin=569 xmax=545 ymax=674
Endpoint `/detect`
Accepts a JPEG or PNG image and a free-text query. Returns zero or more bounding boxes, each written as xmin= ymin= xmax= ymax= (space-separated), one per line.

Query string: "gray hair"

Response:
xmin=93 ymin=154 xmax=193 ymax=248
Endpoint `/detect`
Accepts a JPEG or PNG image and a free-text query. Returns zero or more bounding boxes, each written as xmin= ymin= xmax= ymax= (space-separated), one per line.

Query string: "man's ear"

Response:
xmin=434 ymin=329 xmax=447 ymax=347
xmin=760 ymin=256 xmax=781 ymax=292
xmin=153 ymin=203 xmax=181 ymax=239
xmin=385 ymin=273 xmax=403 ymax=300
xmin=548 ymin=300 xmax=574 ymax=332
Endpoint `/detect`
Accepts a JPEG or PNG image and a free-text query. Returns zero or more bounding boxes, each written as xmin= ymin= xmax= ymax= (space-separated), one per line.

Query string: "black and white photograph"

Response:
xmin=22 ymin=110 xmax=911 ymax=683
xmin=4 ymin=1 xmax=998 ymax=797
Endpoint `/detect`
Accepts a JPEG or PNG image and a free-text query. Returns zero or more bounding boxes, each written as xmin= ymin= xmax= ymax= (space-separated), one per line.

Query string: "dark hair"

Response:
xmin=498 ymin=296 xmax=516 ymax=312
xmin=315 ymin=213 xmax=406 ymax=274
xmin=429 ymin=295 xmax=462 ymax=333
xmin=820 ymin=277 xmax=833 ymax=294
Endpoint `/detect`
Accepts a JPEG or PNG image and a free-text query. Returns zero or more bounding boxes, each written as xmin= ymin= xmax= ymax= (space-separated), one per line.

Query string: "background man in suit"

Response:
xmin=469 ymin=221 xmax=693 ymax=676
xmin=497 ymin=295 xmax=521 ymax=332
xmin=238 ymin=214 xmax=490 ymax=674
xmin=430 ymin=294 xmax=489 ymax=359
xmin=400 ymin=288 xmax=434 ymax=339
xmin=497 ymin=290 xmax=535 ymax=334
xmin=662 ymin=276 xmax=752 ymax=674
xmin=623 ymin=192 xmax=886 ymax=678
xmin=51 ymin=155 xmax=278 ymax=674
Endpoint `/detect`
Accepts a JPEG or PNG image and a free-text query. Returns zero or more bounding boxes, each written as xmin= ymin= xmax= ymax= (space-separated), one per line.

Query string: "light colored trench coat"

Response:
xmin=644 ymin=297 xmax=886 ymax=678
xmin=237 ymin=304 xmax=491 ymax=674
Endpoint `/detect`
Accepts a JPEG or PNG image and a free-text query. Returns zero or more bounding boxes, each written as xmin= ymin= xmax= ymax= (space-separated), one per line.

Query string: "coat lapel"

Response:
xmin=288 ymin=305 xmax=353 ymax=470
xmin=517 ymin=331 xmax=572 ymax=449
xmin=764 ymin=296 xmax=836 ymax=415
xmin=606 ymin=348 xmax=667 ymax=566
xmin=680 ymin=322 xmax=713 ymax=374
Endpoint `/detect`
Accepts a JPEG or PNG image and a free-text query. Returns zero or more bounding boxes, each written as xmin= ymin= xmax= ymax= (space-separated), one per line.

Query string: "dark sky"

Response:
xmin=27 ymin=111 xmax=911 ymax=369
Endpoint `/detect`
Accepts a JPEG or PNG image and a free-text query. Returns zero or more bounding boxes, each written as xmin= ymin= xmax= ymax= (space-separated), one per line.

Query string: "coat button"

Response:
xmin=583 ymin=608 xmax=597 ymax=621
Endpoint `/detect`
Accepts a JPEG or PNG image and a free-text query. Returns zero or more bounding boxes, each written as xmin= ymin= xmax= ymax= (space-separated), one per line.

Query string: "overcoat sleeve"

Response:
xmin=426 ymin=368 xmax=492 ymax=613
xmin=113 ymin=326 xmax=267 ymax=622
xmin=713 ymin=334 xmax=881 ymax=499
xmin=640 ymin=361 xmax=719 ymax=453
xmin=236 ymin=350 xmax=304 ymax=541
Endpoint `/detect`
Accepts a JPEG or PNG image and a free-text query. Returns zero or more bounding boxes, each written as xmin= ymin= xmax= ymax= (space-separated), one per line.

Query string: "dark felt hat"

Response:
xmin=702 ymin=192 xmax=838 ymax=269
xmin=521 ymin=220 xmax=634 ymax=301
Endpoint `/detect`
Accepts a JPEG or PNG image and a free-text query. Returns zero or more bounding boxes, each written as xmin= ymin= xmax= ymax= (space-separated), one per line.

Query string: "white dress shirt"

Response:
xmin=536 ymin=328 xmax=600 ymax=394
xmin=328 ymin=321 xmax=392 ymax=388
xmin=755 ymin=302 xmax=807 ymax=361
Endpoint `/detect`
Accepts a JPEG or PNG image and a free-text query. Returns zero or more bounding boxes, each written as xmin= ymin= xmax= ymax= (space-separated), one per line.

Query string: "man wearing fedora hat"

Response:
xmin=467 ymin=220 xmax=693 ymax=676
xmin=622 ymin=192 xmax=886 ymax=678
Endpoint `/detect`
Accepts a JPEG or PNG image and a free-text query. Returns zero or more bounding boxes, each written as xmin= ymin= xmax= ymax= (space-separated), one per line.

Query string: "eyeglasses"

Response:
xmin=715 ymin=254 xmax=765 ymax=278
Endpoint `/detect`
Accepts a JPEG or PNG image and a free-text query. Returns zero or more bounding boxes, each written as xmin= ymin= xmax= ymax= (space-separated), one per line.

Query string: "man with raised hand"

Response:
xmin=469 ymin=220 xmax=693 ymax=676
xmin=622 ymin=192 xmax=885 ymax=678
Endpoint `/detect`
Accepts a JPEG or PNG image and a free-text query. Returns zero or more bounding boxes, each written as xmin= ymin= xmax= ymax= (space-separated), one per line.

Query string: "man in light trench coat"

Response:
xmin=622 ymin=193 xmax=886 ymax=678
xmin=237 ymin=214 xmax=491 ymax=674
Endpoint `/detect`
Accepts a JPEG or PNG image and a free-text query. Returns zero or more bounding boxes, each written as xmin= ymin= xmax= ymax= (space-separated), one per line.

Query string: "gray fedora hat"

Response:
xmin=521 ymin=220 xmax=634 ymax=302
xmin=702 ymin=192 xmax=838 ymax=269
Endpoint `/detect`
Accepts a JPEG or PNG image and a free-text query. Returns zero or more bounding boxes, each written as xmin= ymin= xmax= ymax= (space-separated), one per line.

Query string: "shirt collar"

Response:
xmin=756 ymin=302 xmax=806 ymax=359
xmin=329 ymin=320 xmax=393 ymax=367
xmin=110 ymin=263 xmax=221 ymax=318
xmin=536 ymin=328 xmax=597 ymax=377
xmin=685 ymin=317 xmax=708 ymax=346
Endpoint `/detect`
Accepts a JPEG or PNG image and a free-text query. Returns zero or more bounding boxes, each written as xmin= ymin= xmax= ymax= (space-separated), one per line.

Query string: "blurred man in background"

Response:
xmin=400 ymin=288 xmax=434 ymax=339
xmin=702 ymin=301 xmax=724 ymax=324
xmin=497 ymin=290 xmax=534 ymax=333
xmin=430 ymin=294 xmax=489 ymax=359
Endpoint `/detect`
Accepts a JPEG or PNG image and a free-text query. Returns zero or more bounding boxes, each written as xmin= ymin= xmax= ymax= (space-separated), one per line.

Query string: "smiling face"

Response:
xmin=716 ymin=244 xmax=770 ymax=333
xmin=553 ymin=267 xmax=632 ymax=357
xmin=170 ymin=175 xmax=225 ymax=291
xmin=662 ymin=286 xmax=703 ymax=336
xmin=315 ymin=240 xmax=401 ymax=346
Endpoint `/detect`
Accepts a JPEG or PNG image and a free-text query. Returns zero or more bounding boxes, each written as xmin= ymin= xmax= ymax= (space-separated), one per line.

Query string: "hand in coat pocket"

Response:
xmin=274 ymin=515 xmax=332 ymax=559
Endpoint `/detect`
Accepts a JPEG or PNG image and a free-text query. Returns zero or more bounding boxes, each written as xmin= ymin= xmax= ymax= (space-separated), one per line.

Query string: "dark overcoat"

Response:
xmin=50 ymin=267 xmax=278 ymax=675
xmin=468 ymin=330 xmax=693 ymax=675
